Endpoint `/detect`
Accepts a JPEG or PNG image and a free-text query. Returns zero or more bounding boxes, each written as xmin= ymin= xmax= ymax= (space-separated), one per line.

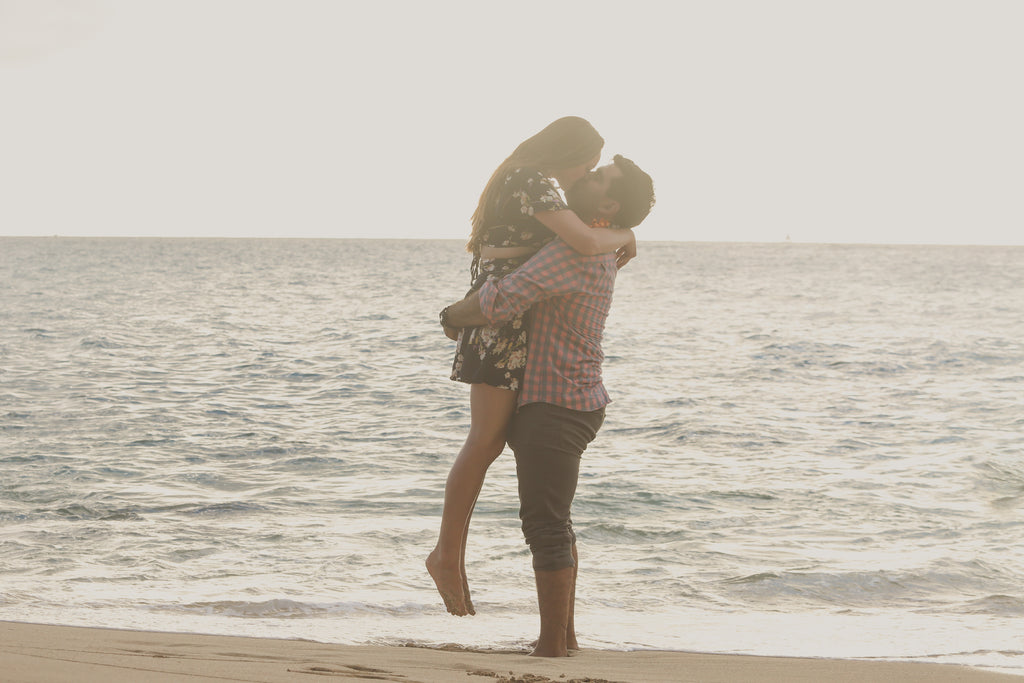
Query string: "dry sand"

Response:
xmin=2 ymin=621 xmax=1021 ymax=682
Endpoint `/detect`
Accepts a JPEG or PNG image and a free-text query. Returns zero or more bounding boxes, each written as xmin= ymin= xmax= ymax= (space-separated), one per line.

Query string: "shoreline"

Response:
xmin=2 ymin=621 xmax=1021 ymax=682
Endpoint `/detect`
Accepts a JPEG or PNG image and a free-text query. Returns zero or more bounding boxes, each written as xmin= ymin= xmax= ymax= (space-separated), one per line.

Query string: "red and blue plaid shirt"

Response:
xmin=477 ymin=239 xmax=617 ymax=411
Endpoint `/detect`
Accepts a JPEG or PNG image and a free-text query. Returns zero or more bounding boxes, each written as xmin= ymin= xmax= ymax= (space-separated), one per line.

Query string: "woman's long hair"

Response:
xmin=467 ymin=116 xmax=604 ymax=253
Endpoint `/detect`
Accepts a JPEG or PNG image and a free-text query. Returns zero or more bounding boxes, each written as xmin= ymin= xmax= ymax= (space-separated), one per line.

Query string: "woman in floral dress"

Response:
xmin=427 ymin=117 xmax=637 ymax=616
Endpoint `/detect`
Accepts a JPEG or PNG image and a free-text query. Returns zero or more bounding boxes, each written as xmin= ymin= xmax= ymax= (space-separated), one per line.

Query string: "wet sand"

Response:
xmin=2 ymin=621 xmax=1020 ymax=682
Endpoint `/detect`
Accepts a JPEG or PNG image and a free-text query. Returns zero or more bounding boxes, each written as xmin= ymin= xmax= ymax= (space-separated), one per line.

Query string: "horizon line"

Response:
xmin=1 ymin=234 xmax=1021 ymax=248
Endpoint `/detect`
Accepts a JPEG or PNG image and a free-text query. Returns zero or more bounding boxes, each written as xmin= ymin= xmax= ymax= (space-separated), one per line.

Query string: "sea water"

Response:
xmin=1 ymin=237 xmax=1022 ymax=675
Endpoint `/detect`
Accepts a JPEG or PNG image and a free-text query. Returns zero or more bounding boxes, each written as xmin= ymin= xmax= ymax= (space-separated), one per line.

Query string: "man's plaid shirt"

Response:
xmin=477 ymin=239 xmax=617 ymax=412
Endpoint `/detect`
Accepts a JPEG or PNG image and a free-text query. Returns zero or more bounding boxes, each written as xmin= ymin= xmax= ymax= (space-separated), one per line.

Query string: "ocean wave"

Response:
xmin=158 ymin=598 xmax=430 ymax=619
xmin=717 ymin=563 xmax=1024 ymax=611
xmin=954 ymin=595 xmax=1024 ymax=617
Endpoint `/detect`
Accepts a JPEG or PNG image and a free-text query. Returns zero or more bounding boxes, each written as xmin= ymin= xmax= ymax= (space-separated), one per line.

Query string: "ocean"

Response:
xmin=1 ymin=237 xmax=1022 ymax=675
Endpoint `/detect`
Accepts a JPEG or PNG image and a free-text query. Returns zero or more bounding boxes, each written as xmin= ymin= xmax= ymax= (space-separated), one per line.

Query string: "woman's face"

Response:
xmin=552 ymin=153 xmax=601 ymax=192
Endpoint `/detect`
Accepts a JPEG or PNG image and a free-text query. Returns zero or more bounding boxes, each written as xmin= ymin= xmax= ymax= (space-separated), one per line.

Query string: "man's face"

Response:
xmin=565 ymin=163 xmax=624 ymax=221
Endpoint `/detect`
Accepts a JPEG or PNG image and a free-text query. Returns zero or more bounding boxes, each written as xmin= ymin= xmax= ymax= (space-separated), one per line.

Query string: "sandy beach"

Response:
xmin=1 ymin=621 xmax=1020 ymax=683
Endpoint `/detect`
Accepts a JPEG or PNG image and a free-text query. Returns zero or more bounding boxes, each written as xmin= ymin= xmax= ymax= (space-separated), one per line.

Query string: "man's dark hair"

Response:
xmin=608 ymin=154 xmax=655 ymax=229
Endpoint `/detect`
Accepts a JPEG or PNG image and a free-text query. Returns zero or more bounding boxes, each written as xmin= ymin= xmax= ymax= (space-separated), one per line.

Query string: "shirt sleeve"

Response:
xmin=477 ymin=240 xmax=610 ymax=325
xmin=513 ymin=169 xmax=569 ymax=216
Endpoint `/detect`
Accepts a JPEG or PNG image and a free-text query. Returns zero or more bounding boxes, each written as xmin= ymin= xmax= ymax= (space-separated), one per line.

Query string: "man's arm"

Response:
xmin=440 ymin=238 xmax=613 ymax=336
xmin=439 ymin=291 xmax=489 ymax=339
xmin=443 ymin=291 xmax=488 ymax=328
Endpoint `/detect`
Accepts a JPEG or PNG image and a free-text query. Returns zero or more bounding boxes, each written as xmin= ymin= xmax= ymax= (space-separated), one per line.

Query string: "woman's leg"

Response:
xmin=427 ymin=383 xmax=518 ymax=616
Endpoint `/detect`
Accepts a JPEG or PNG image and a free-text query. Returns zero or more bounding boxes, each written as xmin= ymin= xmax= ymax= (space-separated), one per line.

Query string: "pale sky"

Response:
xmin=2 ymin=0 xmax=1021 ymax=245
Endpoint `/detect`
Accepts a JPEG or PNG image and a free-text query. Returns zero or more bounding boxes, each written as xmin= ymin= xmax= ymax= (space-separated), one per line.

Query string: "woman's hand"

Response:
xmin=615 ymin=230 xmax=637 ymax=269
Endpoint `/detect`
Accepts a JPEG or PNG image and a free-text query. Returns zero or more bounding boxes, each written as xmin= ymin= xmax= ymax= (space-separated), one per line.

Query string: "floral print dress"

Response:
xmin=450 ymin=167 xmax=568 ymax=391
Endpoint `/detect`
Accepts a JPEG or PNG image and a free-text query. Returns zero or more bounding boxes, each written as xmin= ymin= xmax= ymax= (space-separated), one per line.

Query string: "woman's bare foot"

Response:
xmin=426 ymin=551 xmax=469 ymax=616
xmin=461 ymin=572 xmax=476 ymax=616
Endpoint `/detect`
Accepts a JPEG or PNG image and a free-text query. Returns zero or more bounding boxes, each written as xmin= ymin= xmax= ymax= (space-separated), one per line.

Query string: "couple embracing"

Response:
xmin=428 ymin=116 xmax=655 ymax=657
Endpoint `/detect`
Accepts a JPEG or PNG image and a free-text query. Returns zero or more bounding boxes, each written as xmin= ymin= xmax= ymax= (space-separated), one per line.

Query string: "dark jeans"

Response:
xmin=507 ymin=402 xmax=605 ymax=571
